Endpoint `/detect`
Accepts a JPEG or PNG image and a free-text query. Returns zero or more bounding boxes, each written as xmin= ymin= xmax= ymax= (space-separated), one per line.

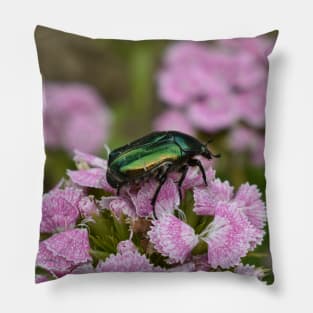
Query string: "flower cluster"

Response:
xmin=43 ymin=82 xmax=111 ymax=154
xmin=36 ymin=149 xmax=269 ymax=283
xmin=154 ymin=34 xmax=276 ymax=165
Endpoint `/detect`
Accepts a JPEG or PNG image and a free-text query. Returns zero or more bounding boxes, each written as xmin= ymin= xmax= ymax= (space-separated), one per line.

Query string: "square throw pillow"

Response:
xmin=34 ymin=25 xmax=278 ymax=284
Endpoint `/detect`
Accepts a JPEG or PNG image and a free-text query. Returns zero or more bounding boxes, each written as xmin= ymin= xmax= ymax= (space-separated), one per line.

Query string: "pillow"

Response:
xmin=34 ymin=25 xmax=278 ymax=284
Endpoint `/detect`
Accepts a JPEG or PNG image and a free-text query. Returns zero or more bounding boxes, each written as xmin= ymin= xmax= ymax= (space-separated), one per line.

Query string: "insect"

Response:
xmin=106 ymin=131 xmax=220 ymax=218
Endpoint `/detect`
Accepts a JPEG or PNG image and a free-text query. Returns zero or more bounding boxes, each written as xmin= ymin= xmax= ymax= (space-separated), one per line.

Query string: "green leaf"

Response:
xmin=180 ymin=190 xmax=200 ymax=228
xmin=191 ymin=240 xmax=208 ymax=256
xmin=148 ymin=252 xmax=171 ymax=269
xmin=87 ymin=210 xmax=130 ymax=261
xmin=194 ymin=215 xmax=214 ymax=235
xmin=89 ymin=249 xmax=111 ymax=261
xmin=35 ymin=266 xmax=56 ymax=281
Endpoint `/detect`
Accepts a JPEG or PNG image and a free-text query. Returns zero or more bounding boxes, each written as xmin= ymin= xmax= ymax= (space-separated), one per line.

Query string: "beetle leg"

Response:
xmin=177 ymin=165 xmax=188 ymax=203
xmin=117 ymin=184 xmax=124 ymax=196
xmin=151 ymin=168 xmax=170 ymax=219
xmin=188 ymin=158 xmax=207 ymax=186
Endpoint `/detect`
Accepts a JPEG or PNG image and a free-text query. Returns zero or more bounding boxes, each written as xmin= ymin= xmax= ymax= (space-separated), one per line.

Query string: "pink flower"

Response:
xmin=73 ymin=149 xmax=107 ymax=168
xmin=129 ymin=178 xmax=180 ymax=218
xmin=35 ymin=274 xmax=51 ymax=283
xmin=153 ymin=110 xmax=195 ymax=135
xmin=100 ymin=177 xmax=180 ymax=219
xmin=187 ymin=94 xmax=238 ymax=133
xmin=40 ymin=187 xmax=83 ymax=233
xmin=201 ymin=202 xmax=263 ymax=269
xmin=167 ymin=262 xmax=195 ymax=272
xmin=234 ymin=183 xmax=266 ymax=230
xmin=96 ymin=240 xmax=157 ymax=272
xmin=67 ymin=150 xmax=115 ymax=193
xmin=229 ymin=125 xmax=265 ymax=165
xmin=43 ymin=82 xmax=111 ymax=153
xmin=148 ymin=215 xmax=199 ymax=263
xmin=158 ymin=43 xmax=231 ymax=111
xmin=234 ymin=88 xmax=267 ymax=128
xmin=193 ymin=179 xmax=234 ymax=215
xmin=99 ymin=196 xmax=136 ymax=218
xmin=157 ymin=34 xmax=277 ymax=131
xmin=36 ymin=229 xmax=91 ymax=279
xmin=234 ymin=263 xmax=265 ymax=280
xmin=71 ymin=262 xmax=95 ymax=274
xmin=193 ymin=178 xmax=266 ymax=231
xmin=221 ymin=34 xmax=277 ymax=60
xmin=78 ymin=196 xmax=99 ymax=218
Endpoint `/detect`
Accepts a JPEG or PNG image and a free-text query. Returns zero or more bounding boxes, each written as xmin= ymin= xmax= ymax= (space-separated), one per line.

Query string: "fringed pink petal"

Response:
xmin=96 ymin=240 xmax=156 ymax=272
xmin=203 ymin=202 xmax=262 ymax=269
xmin=43 ymin=229 xmax=91 ymax=264
xmin=73 ymin=149 xmax=107 ymax=168
xmin=68 ymin=168 xmax=114 ymax=193
xmin=78 ymin=196 xmax=99 ymax=217
xmin=148 ymin=215 xmax=198 ymax=263
xmin=193 ymin=179 xmax=234 ymax=215
xmin=40 ymin=188 xmax=81 ymax=233
xmin=235 ymin=183 xmax=266 ymax=230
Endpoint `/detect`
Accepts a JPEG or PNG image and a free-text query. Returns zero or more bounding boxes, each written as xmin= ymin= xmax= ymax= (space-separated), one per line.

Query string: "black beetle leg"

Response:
xmin=151 ymin=169 xmax=170 ymax=219
xmin=188 ymin=158 xmax=207 ymax=186
xmin=177 ymin=165 xmax=188 ymax=203
xmin=117 ymin=184 xmax=125 ymax=196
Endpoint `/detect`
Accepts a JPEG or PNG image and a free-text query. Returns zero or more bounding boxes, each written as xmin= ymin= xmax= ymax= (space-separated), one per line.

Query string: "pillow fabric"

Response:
xmin=35 ymin=25 xmax=278 ymax=284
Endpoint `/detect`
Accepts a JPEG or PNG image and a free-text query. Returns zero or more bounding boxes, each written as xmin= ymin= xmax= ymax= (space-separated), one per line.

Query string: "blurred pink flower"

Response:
xmin=187 ymin=94 xmax=238 ymax=132
xmin=158 ymin=42 xmax=230 ymax=108
xmin=73 ymin=149 xmax=107 ymax=168
xmin=229 ymin=125 xmax=265 ymax=165
xmin=157 ymin=35 xmax=276 ymax=131
xmin=193 ymin=179 xmax=234 ymax=215
xmin=43 ymin=82 xmax=111 ymax=153
xmin=222 ymin=34 xmax=277 ymax=60
xmin=36 ymin=229 xmax=91 ymax=279
xmin=201 ymin=202 xmax=263 ymax=269
xmin=234 ymin=89 xmax=267 ymax=128
xmin=96 ymin=240 xmax=157 ymax=272
xmin=153 ymin=110 xmax=194 ymax=135
xmin=148 ymin=215 xmax=199 ymax=263
xmin=40 ymin=187 xmax=83 ymax=233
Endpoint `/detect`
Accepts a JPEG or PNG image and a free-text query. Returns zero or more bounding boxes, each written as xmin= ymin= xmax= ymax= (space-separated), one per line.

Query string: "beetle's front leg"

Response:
xmin=177 ymin=165 xmax=188 ymax=203
xmin=117 ymin=185 xmax=121 ymax=196
xmin=151 ymin=168 xmax=170 ymax=219
xmin=188 ymin=158 xmax=207 ymax=186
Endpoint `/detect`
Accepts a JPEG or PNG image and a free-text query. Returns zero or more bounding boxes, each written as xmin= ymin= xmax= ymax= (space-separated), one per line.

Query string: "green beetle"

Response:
xmin=106 ymin=131 xmax=220 ymax=218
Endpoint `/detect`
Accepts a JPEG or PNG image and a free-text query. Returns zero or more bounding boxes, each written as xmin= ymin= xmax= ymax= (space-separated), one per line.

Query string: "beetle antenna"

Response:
xmin=212 ymin=153 xmax=221 ymax=158
xmin=103 ymin=144 xmax=111 ymax=158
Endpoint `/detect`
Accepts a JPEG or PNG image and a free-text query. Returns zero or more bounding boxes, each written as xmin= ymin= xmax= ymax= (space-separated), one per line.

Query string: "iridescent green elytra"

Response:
xmin=106 ymin=131 xmax=219 ymax=218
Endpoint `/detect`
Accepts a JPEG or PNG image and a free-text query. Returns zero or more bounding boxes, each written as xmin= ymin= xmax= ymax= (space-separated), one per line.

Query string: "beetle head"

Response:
xmin=106 ymin=168 xmax=120 ymax=189
xmin=201 ymin=144 xmax=221 ymax=160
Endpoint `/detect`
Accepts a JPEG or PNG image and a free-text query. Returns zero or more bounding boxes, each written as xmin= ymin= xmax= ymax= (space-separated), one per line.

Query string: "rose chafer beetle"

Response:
xmin=106 ymin=131 xmax=220 ymax=218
